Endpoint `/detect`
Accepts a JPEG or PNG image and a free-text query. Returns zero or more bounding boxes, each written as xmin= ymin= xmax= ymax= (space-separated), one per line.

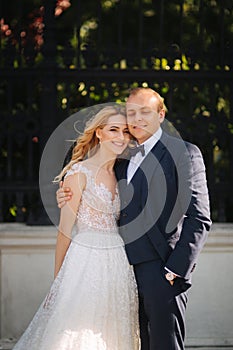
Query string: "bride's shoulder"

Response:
xmin=64 ymin=162 xmax=89 ymax=182
xmin=63 ymin=163 xmax=87 ymax=193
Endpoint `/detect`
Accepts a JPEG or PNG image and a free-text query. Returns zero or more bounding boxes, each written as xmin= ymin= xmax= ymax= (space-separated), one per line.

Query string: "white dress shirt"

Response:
xmin=127 ymin=127 xmax=162 ymax=184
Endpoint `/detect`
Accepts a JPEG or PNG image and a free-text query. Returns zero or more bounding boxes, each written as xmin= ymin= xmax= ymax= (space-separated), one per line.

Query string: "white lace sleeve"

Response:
xmin=64 ymin=163 xmax=83 ymax=179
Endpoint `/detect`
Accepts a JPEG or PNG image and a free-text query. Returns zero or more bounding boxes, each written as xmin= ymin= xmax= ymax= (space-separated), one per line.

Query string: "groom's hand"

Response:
xmin=56 ymin=181 xmax=73 ymax=208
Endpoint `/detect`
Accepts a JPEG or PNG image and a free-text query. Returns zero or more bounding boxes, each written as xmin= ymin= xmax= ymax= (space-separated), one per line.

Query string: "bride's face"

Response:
xmin=96 ymin=114 xmax=130 ymax=155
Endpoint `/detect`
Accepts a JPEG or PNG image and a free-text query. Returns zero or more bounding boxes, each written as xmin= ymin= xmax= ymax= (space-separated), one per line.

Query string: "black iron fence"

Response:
xmin=0 ymin=0 xmax=233 ymax=223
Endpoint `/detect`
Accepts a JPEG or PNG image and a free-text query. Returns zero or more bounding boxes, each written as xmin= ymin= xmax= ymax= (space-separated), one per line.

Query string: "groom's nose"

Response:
xmin=135 ymin=111 xmax=143 ymax=121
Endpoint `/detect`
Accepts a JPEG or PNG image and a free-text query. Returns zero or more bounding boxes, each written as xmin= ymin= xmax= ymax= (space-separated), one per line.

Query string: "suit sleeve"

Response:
xmin=165 ymin=144 xmax=212 ymax=279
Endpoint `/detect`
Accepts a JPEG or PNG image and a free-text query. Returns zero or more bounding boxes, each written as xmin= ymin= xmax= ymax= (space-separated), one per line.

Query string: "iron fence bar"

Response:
xmin=1 ymin=69 xmax=231 ymax=80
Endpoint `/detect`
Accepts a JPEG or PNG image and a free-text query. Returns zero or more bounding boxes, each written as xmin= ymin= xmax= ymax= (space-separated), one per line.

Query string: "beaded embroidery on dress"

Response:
xmin=13 ymin=163 xmax=140 ymax=350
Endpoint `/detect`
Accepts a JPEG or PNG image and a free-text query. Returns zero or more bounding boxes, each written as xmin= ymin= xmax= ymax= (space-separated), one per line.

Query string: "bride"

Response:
xmin=13 ymin=105 xmax=140 ymax=350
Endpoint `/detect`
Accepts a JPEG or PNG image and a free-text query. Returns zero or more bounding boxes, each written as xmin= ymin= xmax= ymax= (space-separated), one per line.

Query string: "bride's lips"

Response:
xmin=112 ymin=141 xmax=126 ymax=147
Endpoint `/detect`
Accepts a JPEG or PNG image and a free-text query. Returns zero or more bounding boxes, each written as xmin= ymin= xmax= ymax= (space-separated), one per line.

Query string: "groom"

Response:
xmin=57 ymin=87 xmax=211 ymax=349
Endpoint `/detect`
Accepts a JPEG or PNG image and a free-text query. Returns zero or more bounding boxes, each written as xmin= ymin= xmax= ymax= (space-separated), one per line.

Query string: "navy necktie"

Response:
xmin=129 ymin=144 xmax=145 ymax=157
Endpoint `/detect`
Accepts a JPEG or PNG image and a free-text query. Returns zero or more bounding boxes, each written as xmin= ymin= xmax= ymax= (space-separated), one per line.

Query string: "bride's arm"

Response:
xmin=54 ymin=171 xmax=86 ymax=278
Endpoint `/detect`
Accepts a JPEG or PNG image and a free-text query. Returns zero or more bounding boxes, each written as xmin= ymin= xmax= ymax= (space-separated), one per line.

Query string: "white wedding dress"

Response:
xmin=13 ymin=163 xmax=140 ymax=350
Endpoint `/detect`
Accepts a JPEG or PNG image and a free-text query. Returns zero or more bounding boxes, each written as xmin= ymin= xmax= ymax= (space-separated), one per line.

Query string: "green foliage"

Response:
xmin=1 ymin=0 xmax=233 ymax=221
xmin=1 ymin=0 xmax=232 ymax=70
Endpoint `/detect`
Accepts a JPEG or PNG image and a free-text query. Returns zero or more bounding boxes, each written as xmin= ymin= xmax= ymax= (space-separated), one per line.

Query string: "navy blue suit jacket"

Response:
xmin=115 ymin=132 xmax=211 ymax=284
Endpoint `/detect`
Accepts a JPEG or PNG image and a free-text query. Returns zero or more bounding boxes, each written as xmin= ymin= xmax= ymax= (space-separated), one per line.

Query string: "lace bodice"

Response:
xmin=65 ymin=163 xmax=120 ymax=232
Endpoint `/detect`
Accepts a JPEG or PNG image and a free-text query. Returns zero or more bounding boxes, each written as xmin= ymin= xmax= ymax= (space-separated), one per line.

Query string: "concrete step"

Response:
xmin=0 ymin=339 xmax=16 ymax=350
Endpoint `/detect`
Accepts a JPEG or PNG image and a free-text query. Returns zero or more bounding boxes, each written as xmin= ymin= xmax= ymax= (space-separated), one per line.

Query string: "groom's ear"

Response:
xmin=159 ymin=109 xmax=165 ymax=123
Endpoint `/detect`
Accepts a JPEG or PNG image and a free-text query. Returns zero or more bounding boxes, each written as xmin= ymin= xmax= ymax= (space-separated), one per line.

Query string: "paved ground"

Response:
xmin=1 ymin=338 xmax=233 ymax=350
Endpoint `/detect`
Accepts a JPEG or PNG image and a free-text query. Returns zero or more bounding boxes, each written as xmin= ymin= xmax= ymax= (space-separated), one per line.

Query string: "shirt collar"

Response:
xmin=140 ymin=127 xmax=162 ymax=154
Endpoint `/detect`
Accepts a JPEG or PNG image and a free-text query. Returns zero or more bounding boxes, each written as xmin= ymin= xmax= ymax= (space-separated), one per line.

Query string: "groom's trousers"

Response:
xmin=133 ymin=259 xmax=188 ymax=350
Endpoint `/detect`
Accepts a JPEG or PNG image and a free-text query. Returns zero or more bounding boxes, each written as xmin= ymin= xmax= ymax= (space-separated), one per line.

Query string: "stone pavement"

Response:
xmin=1 ymin=338 xmax=233 ymax=350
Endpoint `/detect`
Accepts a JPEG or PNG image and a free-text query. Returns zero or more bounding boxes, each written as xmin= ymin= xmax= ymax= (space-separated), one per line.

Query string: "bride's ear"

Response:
xmin=96 ymin=128 xmax=102 ymax=143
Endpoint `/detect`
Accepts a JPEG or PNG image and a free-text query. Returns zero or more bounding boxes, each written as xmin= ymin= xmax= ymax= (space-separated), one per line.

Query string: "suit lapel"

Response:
xmin=114 ymin=158 xmax=129 ymax=181
xmin=131 ymin=132 xmax=169 ymax=187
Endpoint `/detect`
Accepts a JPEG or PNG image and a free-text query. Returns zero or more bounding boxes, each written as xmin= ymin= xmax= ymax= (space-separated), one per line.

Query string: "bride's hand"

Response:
xmin=56 ymin=181 xmax=73 ymax=208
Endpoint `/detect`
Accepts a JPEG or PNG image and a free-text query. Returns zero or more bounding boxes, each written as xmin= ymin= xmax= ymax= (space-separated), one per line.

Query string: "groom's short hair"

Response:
xmin=128 ymin=87 xmax=166 ymax=113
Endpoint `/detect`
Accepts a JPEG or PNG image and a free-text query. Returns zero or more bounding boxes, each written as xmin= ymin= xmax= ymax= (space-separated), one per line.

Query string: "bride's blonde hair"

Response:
xmin=54 ymin=105 xmax=126 ymax=182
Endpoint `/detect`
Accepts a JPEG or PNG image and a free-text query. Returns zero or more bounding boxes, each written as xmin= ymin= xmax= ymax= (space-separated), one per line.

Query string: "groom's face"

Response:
xmin=126 ymin=92 xmax=165 ymax=144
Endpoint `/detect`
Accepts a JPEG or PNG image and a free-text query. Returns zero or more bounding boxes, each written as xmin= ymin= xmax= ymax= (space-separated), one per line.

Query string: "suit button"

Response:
xmin=122 ymin=213 xmax=127 ymax=217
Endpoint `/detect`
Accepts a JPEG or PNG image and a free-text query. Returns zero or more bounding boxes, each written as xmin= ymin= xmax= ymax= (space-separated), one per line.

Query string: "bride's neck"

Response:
xmin=89 ymin=151 xmax=116 ymax=172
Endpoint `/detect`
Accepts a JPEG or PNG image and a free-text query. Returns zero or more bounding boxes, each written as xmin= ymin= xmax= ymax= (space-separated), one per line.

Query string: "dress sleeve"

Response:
xmin=64 ymin=163 xmax=82 ymax=179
